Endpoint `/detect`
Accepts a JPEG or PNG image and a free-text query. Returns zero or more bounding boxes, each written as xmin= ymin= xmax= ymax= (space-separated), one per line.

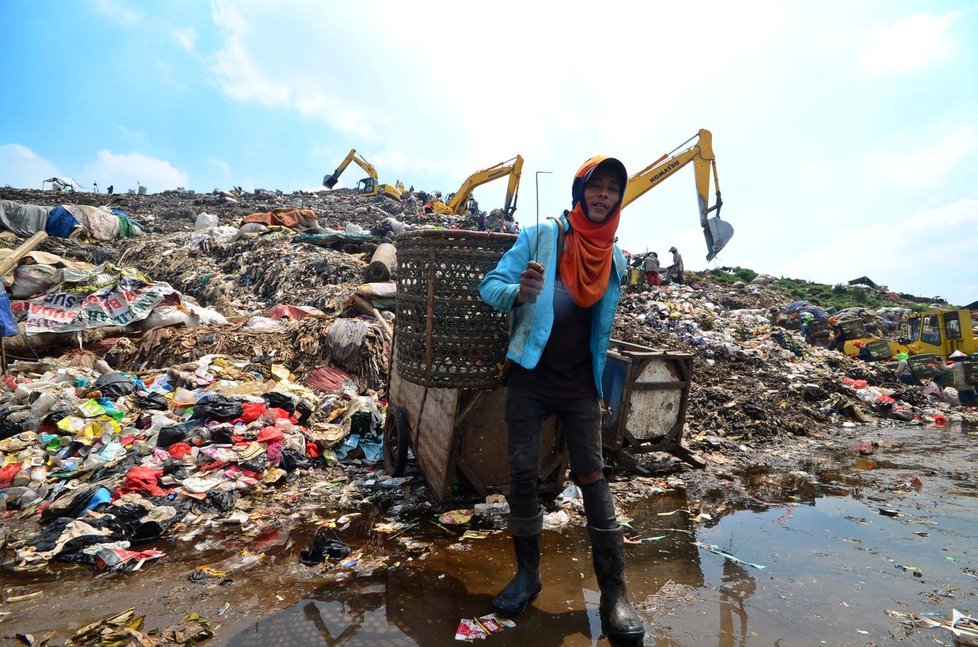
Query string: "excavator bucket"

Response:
xmin=323 ymin=173 xmax=339 ymax=189
xmin=703 ymin=215 xmax=734 ymax=261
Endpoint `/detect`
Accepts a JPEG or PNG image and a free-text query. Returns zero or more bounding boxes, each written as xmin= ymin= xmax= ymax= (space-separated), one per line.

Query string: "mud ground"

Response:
xmin=3 ymin=419 xmax=975 ymax=646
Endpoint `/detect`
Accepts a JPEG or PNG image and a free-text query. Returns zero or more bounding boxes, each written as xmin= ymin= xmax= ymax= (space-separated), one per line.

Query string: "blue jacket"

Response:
xmin=479 ymin=214 xmax=627 ymax=399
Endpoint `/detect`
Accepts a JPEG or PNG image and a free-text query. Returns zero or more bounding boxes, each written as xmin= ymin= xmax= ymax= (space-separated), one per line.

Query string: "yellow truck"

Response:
xmin=843 ymin=308 xmax=976 ymax=360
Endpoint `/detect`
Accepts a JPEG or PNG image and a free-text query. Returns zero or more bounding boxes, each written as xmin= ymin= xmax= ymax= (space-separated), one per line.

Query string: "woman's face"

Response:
xmin=583 ymin=168 xmax=622 ymax=222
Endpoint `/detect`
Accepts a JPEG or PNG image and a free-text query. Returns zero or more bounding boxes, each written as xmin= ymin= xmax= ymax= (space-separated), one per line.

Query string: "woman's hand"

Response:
xmin=517 ymin=261 xmax=545 ymax=304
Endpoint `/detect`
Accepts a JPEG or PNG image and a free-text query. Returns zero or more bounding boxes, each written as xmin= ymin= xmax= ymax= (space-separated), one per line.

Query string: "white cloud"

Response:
xmin=89 ymin=0 xmax=142 ymax=26
xmin=856 ymin=12 xmax=956 ymax=75
xmin=0 ymin=144 xmax=62 ymax=189
xmin=776 ymin=197 xmax=978 ymax=304
xmin=864 ymin=125 xmax=978 ymax=187
xmin=207 ymin=158 xmax=231 ymax=178
xmin=111 ymin=122 xmax=145 ymax=143
xmin=173 ymin=27 xmax=198 ymax=53
xmin=82 ymin=151 xmax=189 ymax=193
xmin=205 ymin=0 xmax=787 ymax=186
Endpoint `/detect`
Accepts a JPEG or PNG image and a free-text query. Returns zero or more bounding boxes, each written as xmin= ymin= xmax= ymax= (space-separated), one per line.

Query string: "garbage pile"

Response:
xmin=0 ymin=350 xmax=405 ymax=570
xmin=0 ymin=183 xmax=974 ymax=579
xmin=613 ymin=282 xmax=975 ymax=453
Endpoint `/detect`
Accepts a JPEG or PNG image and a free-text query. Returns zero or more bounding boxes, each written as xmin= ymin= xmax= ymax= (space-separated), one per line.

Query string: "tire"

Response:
xmin=383 ymin=403 xmax=410 ymax=477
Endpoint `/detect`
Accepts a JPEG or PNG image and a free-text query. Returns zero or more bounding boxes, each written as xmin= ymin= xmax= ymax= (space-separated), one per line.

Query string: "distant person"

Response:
xmin=624 ymin=254 xmax=642 ymax=290
xmin=404 ymin=192 xmax=418 ymax=215
xmin=947 ymin=352 xmax=977 ymax=407
xmin=829 ymin=325 xmax=846 ymax=352
xmin=642 ymin=252 xmax=660 ymax=287
xmin=894 ymin=352 xmax=916 ymax=385
xmin=853 ymin=340 xmax=873 ymax=361
xmin=106 ymin=185 xmax=114 ymax=195
xmin=502 ymin=214 xmax=518 ymax=234
xmin=828 ymin=317 xmax=847 ymax=352
xmin=668 ymin=246 xmax=684 ymax=285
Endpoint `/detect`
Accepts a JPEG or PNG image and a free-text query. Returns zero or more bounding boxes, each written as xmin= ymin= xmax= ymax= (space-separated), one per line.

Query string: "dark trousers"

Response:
xmin=505 ymin=386 xmax=604 ymax=519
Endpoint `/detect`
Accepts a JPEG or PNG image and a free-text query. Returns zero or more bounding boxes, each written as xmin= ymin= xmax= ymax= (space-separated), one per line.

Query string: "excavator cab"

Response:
xmin=357 ymin=177 xmax=378 ymax=194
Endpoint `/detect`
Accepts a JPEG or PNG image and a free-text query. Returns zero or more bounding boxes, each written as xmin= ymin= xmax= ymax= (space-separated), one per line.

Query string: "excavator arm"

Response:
xmin=323 ymin=148 xmax=378 ymax=189
xmin=440 ymin=155 xmax=524 ymax=215
xmin=622 ymin=129 xmax=733 ymax=261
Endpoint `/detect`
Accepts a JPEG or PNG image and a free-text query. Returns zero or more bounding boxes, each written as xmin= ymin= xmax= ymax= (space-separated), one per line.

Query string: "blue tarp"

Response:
xmin=45 ymin=206 xmax=79 ymax=238
xmin=0 ymin=290 xmax=19 ymax=336
xmin=112 ymin=209 xmax=144 ymax=238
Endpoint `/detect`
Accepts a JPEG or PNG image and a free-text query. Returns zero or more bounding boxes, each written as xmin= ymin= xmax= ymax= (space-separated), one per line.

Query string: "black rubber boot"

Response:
xmin=589 ymin=525 xmax=646 ymax=642
xmin=492 ymin=509 xmax=544 ymax=617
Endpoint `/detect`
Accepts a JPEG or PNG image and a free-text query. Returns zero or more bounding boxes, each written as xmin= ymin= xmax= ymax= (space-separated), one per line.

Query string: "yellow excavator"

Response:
xmin=623 ymin=129 xmax=733 ymax=261
xmin=431 ymin=155 xmax=523 ymax=216
xmin=322 ymin=149 xmax=403 ymax=200
xmin=842 ymin=308 xmax=977 ymax=361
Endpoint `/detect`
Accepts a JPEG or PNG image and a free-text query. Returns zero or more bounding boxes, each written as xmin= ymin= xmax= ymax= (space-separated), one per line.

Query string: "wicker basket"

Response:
xmin=395 ymin=230 xmax=517 ymax=389
xmin=907 ymin=353 xmax=943 ymax=379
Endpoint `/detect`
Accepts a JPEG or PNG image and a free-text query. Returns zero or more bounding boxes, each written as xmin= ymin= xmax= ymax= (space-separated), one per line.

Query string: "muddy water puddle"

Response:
xmin=3 ymin=422 xmax=976 ymax=646
xmin=223 ymin=422 xmax=977 ymax=646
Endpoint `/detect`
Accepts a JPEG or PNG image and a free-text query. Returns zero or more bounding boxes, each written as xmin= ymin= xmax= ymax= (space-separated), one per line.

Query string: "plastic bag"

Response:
xmin=323 ymin=318 xmax=369 ymax=371
xmin=94 ymin=372 xmax=136 ymax=398
xmin=137 ymin=306 xmax=194 ymax=331
xmin=135 ymin=391 xmax=169 ymax=410
xmin=191 ymin=394 xmax=243 ymax=421
xmin=195 ymin=212 xmax=219 ymax=230
xmin=262 ymin=392 xmax=296 ymax=414
xmin=10 ymin=264 xmax=60 ymax=298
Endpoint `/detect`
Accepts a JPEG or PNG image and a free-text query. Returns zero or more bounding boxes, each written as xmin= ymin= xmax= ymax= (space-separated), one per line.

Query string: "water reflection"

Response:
xmin=717 ymin=559 xmax=756 ymax=647
xmin=628 ymin=490 xmax=758 ymax=647
xmin=227 ymin=420 xmax=978 ymax=647
xmin=227 ymin=567 xmax=592 ymax=646
xmin=226 ymin=488 xmax=760 ymax=646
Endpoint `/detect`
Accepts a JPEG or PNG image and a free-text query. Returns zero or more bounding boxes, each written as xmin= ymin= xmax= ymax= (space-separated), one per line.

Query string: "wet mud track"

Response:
xmin=2 ymin=421 xmax=975 ymax=646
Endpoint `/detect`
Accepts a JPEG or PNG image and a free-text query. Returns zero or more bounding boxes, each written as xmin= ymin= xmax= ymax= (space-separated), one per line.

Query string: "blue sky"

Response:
xmin=2 ymin=0 xmax=977 ymax=305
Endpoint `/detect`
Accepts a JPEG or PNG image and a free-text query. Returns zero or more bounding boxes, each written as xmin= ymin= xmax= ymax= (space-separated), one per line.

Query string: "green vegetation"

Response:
xmin=704 ymin=267 xmax=758 ymax=284
xmin=687 ymin=267 xmax=940 ymax=311
xmin=776 ymin=277 xmax=907 ymax=311
xmin=691 ymin=267 xmax=944 ymax=313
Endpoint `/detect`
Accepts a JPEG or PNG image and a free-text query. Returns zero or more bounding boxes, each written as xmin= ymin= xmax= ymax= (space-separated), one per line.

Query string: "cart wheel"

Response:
xmin=383 ymin=402 xmax=410 ymax=477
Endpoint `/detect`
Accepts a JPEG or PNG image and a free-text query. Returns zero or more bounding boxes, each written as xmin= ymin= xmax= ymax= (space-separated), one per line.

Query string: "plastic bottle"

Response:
xmin=81 ymin=453 xmax=107 ymax=471
xmin=30 ymin=392 xmax=58 ymax=418
xmin=100 ymin=442 xmax=125 ymax=462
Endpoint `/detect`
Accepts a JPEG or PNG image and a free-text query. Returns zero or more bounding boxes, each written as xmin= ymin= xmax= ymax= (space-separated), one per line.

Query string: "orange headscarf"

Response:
xmin=559 ymin=156 xmax=627 ymax=308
